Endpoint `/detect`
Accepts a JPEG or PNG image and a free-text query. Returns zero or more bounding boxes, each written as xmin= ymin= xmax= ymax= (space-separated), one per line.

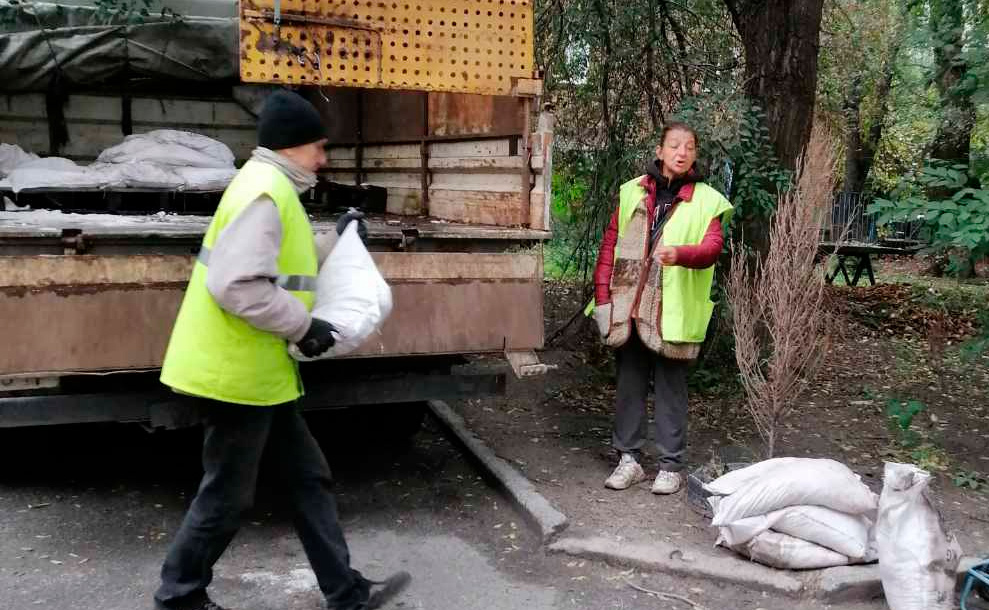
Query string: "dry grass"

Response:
xmin=727 ymin=127 xmax=838 ymax=457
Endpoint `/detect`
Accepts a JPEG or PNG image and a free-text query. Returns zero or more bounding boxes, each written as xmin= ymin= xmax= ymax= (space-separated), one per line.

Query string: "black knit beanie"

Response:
xmin=257 ymin=90 xmax=328 ymax=150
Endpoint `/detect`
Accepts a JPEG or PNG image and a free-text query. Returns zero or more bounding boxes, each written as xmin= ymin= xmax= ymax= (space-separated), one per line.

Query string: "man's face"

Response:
xmin=282 ymin=139 xmax=328 ymax=173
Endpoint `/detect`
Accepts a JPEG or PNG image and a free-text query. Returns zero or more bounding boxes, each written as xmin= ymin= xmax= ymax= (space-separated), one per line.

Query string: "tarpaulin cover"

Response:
xmin=0 ymin=2 xmax=238 ymax=91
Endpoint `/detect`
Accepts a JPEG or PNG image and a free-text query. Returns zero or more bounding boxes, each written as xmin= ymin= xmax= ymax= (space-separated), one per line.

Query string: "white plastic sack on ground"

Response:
xmin=727 ymin=530 xmax=852 ymax=570
xmin=0 ymin=143 xmax=38 ymax=177
xmin=715 ymin=504 xmax=873 ymax=560
xmin=289 ymin=222 xmax=392 ymax=360
xmin=706 ymin=458 xmax=878 ymax=525
xmin=97 ymin=130 xmax=235 ymax=169
xmin=877 ymin=462 xmax=962 ymax=610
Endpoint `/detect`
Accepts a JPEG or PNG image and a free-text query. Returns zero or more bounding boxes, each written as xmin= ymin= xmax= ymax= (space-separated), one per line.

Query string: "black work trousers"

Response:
xmin=154 ymin=399 xmax=369 ymax=610
xmin=611 ymin=331 xmax=690 ymax=472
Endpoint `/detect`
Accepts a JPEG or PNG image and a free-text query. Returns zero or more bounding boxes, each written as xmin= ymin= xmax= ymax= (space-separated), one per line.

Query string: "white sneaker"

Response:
xmin=651 ymin=470 xmax=683 ymax=495
xmin=604 ymin=454 xmax=646 ymax=490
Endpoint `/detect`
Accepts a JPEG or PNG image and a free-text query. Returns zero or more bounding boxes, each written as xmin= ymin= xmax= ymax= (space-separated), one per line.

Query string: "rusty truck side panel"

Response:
xmin=0 ymin=250 xmax=543 ymax=375
xmin=238 ymin=0 xmax=537 ymax=96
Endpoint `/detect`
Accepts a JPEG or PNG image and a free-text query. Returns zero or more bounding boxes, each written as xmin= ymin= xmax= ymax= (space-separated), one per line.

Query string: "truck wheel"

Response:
xmin=382 ymin=401 xmax=427 ymax=441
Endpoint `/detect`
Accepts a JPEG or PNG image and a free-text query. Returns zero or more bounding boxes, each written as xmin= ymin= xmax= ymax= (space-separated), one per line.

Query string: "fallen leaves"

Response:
xmin=826 ymin=283 xmax=979 ymax=341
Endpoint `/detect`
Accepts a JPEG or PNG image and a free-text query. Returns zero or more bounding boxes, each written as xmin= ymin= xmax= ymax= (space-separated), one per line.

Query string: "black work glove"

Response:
xmin=296 ymin=318 xmax=337 ymax=358
xmin=336 ymin=208 xmax=368 ymax=244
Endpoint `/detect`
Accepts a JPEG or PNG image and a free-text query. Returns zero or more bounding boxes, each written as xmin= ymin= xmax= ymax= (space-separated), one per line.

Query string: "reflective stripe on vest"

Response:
xmin=196 ymin=246 xmax=317 ymax=292
xmin=159 ymin=159 xmax=318 ymax=406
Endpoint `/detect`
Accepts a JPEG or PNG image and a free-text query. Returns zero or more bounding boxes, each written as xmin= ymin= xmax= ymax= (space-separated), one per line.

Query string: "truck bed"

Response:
xmin=0 ymin=209 xmax=548 ymax=377
xmin=0 ymin=209 xmax=550 ymax=263
xmin=0 ymin=210 xmax=550 ymax=244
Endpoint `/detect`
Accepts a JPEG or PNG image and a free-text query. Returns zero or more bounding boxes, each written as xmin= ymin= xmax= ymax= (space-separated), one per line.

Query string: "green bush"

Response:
xmin=869 ymin=161 xmax=989 ymax=275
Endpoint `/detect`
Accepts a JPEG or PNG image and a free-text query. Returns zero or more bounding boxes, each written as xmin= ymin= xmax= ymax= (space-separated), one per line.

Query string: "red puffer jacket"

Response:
xmin=593 ymin=176 xmax=723 ymax=306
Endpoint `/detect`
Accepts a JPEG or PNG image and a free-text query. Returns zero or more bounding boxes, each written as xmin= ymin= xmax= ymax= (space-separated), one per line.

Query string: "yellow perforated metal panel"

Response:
xmin=239 ymin=0 xmax=535 ymax=95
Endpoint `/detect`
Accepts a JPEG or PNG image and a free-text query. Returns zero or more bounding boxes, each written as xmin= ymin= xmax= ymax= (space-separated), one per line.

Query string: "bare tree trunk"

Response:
xmin=842 ymin=76 xmax=866 ymax=195
xmin=723 ymin=0 xmax=826 ymax=172
xmin=867 ymin=36 xmax=899 ymax=168
xmin=840 ymin=12 xmax=903 ymax=196
xmin=929 ymin=0 xmax=975 ymax=166
xmin=592 ymin=0 xmax=614 ymax=143
xmin=659 ymin=0 xmax=690 ymax=89
xmin=644 ymin=0 xmax=663 ymax=131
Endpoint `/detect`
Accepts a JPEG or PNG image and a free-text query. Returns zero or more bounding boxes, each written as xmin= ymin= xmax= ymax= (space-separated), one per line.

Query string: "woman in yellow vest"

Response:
xmin=153 ymin=90 xmax=409 ymax=610
xmin=591 ymin=123 xmax=732 ymax=495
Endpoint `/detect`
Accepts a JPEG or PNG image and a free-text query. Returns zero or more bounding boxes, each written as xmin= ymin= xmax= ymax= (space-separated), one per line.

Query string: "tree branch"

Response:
xmin=659 ymin=0 xmax=691 ymax=84
xmin=722 ymin=0 xmax=743 ymax=33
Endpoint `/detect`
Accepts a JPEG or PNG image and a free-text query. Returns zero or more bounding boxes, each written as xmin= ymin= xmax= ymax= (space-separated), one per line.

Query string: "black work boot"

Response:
xmin=366 ymin=571 xmax=412 ymax=609
xmin=155 ymin=594 xmax=229 ymax=610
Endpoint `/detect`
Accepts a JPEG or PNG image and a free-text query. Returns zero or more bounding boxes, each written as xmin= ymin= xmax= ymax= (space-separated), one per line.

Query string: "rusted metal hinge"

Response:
xmin=505 ymin=350 xmax=557 ymax=378
xmin=60 ymin=229 xmax=87 ymax=254
xmin=510 ymin=77 xmax=544 ymax=98
xmin=400 ymin=227 xmax=419 ymax=250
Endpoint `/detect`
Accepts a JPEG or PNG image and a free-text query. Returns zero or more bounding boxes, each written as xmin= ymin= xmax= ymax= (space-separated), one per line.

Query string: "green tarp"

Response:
xmin=0 ymin=2 xmax=238 ymax=91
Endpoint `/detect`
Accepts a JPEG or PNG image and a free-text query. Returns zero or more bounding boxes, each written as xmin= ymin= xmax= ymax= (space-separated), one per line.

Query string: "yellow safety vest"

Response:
xmin=159 ymin=160 xmax=318 ymax=405
xmin=587 ymin=177 xmax=733 ymax=344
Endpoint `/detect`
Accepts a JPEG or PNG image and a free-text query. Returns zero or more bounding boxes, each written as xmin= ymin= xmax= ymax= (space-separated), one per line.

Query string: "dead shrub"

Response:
xmin=727 ymin=127 xmax=838 ymax=457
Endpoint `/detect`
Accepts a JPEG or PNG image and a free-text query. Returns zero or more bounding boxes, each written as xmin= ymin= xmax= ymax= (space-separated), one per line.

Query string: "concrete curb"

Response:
xmin=428 ymin=400 xmax=985 ymax=602
xmin=815 ymin=556 xmax=982 ymax=603
xmin=548 ymin=536 xmax=805 ymax=596
xmin=549 ymin=535 xmax=983 ymax=603
xmin=427 ymin=400 xmax=569 ymax=543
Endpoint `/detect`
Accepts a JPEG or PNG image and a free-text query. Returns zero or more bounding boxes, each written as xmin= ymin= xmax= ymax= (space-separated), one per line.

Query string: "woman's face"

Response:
xmin=655 ymin=129 xmax=697 ymax=178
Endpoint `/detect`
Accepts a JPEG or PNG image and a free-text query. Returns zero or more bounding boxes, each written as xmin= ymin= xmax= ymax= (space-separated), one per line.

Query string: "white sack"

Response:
xmin=877 ymin=462 xmax=962 ymax=610
xmin=289 ymin=221 xmax=392 ymax=360
xmin=174 ymin=167 xmax=237 ymax=191
xmin=7 ymin=157 xmax=108 ymax=192
xmin=141 ymin=129 xmax=236 ymax=165
xmin=706 ymin=458 xmax=878 ymax=525
xmin=14 ymin=157 xmax=82 ymax=173
xmin=113 ymin=162 xmax=185 ymax=189
xmin=715 ymin=504 xmax=872 ymax=560
xmin=0 ymin=143 xmax=39 ymax=177
xmin=727 ymin=530 xmax=852 ymax=570
xmin=2 ymin=194 xmax=30 ymax=211
xmin=97 ymin=130 xmax=235 ymax=169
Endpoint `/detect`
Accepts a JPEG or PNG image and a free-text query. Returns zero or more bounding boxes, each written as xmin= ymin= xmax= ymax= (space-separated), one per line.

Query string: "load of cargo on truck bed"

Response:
xmin=0 ymin=0 xmax=554 ymax=428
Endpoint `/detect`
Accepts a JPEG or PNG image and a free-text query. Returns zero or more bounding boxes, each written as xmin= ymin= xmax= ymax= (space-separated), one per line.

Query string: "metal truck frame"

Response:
xmin=0 ymin=0 xmax=553 ymax=428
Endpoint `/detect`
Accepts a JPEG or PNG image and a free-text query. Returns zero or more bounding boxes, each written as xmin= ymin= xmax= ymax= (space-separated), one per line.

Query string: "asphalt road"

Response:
xmin=0 ymin=408 xmax=890 ymax=610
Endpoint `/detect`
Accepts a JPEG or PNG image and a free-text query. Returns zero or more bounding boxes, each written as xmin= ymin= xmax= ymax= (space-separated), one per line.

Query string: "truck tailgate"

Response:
xmin=0 ymin=210 xmax=548 ymax=376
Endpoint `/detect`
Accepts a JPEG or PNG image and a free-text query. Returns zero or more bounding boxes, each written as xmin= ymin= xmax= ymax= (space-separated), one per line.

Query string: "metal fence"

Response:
xmin=824 ymin=192 xmax=876 ymax=243
xmin=821 ymin=192 xmax=924 ymax=244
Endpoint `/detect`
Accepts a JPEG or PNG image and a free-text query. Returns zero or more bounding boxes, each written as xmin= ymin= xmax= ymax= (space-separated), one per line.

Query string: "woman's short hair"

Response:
xmin=660 ymin=122 xmax=699 ymax=148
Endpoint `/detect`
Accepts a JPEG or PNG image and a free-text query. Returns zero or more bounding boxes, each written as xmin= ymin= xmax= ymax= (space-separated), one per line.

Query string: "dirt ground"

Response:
xmin=453 ymin=255 xmax=989 ymax=561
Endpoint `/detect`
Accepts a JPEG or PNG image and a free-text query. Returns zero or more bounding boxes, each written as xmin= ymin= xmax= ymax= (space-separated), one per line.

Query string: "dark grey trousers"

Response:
xmin=154 ymin=399 xmax=369 ymax=610
xmin=612 ymin=331 xmax=690 ymax=472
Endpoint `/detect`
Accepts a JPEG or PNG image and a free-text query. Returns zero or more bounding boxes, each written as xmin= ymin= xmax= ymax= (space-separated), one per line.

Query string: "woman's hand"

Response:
xmin=657 ymin=246 xmax=678 ymax=266
xmin=593 ymin=303 xmax=612 ymax=338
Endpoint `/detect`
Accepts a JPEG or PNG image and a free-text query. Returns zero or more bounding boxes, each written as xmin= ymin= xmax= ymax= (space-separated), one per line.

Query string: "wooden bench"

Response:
xmin=817 ymin=242 xmax=924 ymax=287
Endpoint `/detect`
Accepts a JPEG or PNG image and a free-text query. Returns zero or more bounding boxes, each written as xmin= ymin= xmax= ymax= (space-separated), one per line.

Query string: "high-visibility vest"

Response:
xmin=159 ymin=160 xmax=318 ymax=405
xmin=588 ymin=177 xmax=733 ymax=344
